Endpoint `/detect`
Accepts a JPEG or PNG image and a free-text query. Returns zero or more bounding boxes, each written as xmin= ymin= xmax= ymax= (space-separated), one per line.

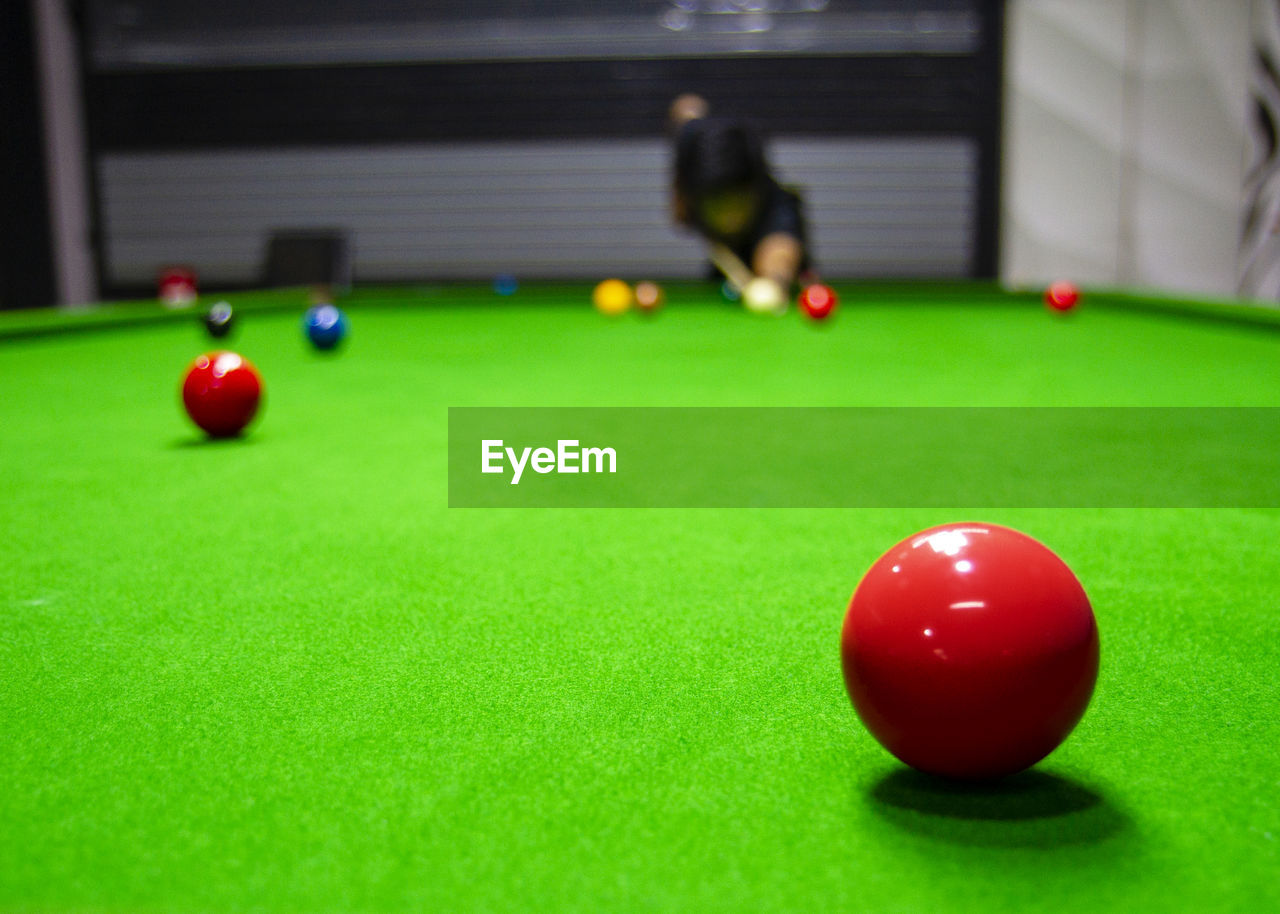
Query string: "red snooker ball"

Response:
xmin=841 ymin=523 xmax=1099 ymax=779
xmin=181 ymin=351 xmax=263 ymax=438
xmin=799 ymin=283 xmax=838 ymax=320
xmin=1045 ymin=281 xmax=1080 ymax=312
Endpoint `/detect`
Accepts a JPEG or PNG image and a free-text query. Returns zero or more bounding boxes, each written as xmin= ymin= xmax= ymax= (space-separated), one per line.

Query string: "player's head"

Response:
xmin=675 ymin=117 xmax=770 ymax=237
xmin=667 ymin=93 xmax=711 ymax=134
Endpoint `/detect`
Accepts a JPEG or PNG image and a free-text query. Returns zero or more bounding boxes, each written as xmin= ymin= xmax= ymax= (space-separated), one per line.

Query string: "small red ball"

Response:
xmin=841 ymin=523 xmax=1099 ymax=779
xmin=181 ymin=351 xmax=263 ymax=438
xmin=799 ymin=283 xmax=838 ymax=320
xmin=1045 ymin=281 xmax=1080 ymax=312
xmin=158 ymin=265 xmax=198 ymax=307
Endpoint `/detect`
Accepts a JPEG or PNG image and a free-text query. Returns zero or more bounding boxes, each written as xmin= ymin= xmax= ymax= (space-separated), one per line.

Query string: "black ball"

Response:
xmin=204 ymin=302 xmax=234 ymax=339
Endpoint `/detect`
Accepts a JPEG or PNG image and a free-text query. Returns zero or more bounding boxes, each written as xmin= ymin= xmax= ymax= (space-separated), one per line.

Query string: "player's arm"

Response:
xmin=668 ymin=94 xmax=708 ymax=228
xmin=752 ymin=231 xmax=804 ymax=287
xmin=672 ymin=189 xmax=692 ymax=227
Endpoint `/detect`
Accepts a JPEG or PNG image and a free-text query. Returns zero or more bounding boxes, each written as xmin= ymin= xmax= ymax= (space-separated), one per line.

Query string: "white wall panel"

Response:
xmin=1003 ymin=0 xmax=1250 ymax=297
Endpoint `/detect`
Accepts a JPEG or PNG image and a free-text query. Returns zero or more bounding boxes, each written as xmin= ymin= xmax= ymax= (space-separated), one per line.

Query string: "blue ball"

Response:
xmin=303 ymin=304 xmax=348 ymax=351
xmin=493 ymin=273 xmax=518 ymax=296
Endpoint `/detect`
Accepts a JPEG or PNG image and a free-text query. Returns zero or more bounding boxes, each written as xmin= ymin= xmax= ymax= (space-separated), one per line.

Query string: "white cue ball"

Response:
xmin=742 ymin=277 xmax=788 ymax=315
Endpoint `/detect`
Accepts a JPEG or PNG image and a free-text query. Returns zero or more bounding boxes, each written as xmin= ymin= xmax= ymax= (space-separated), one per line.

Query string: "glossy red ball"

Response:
xmin=841 ymin=523 xmax=1099 ymax=779
xmin=181 ymin=351 xmax=263 ymax=438
xmin=799 ymin=283 xmax=838 ymax=320
xmin=1045 ymin=281 xmax=1080 ymax=311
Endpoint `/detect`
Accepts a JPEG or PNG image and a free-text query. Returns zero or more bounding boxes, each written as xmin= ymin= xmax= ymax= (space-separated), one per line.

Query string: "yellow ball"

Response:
xmin=592 ymin=278 xmax=633 ymax=315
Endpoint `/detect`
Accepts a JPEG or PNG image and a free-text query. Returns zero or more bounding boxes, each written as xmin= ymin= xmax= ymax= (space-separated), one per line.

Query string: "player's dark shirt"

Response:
xmin=715 ymin=179 xmax=808 ymax=270
xmin=674 ymin=119 xmax=809 ymax=269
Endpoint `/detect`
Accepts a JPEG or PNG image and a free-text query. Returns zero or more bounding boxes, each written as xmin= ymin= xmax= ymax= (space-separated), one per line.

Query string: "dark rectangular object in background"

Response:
xmin=263 ymin=229 xmax=352 ymax=290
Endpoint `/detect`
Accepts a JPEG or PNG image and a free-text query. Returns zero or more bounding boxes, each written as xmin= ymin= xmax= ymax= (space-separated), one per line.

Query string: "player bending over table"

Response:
xmin=668 ymin=93 xmax=811 ymax=311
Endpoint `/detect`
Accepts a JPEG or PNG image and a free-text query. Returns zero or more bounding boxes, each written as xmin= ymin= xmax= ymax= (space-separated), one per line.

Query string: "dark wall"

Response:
xmin=79 ymin=1 xmax=1005 ymax=290
xmin=1 ymin=3 xmax=57 ymax=309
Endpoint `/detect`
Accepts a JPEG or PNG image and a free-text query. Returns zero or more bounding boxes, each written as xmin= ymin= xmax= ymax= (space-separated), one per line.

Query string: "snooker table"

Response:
xmin=2 ymin=281 xmax=1278 ymax=913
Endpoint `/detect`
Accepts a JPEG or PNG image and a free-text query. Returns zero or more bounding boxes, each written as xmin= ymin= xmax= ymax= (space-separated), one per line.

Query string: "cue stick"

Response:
xmin=708 ymin=241 xmax=755 ymax=292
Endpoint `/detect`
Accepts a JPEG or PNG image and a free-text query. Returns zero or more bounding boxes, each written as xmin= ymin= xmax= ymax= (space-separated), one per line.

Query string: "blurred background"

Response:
xmin=2 ymin=1 xmax=1270 ymax=307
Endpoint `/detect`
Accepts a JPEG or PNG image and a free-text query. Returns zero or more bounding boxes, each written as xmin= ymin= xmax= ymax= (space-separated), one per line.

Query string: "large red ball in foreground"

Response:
xmin=841 ymin=523 xmax=1099 ymax=779
xmin=181 ymin=351 xmax=263 ymax=438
